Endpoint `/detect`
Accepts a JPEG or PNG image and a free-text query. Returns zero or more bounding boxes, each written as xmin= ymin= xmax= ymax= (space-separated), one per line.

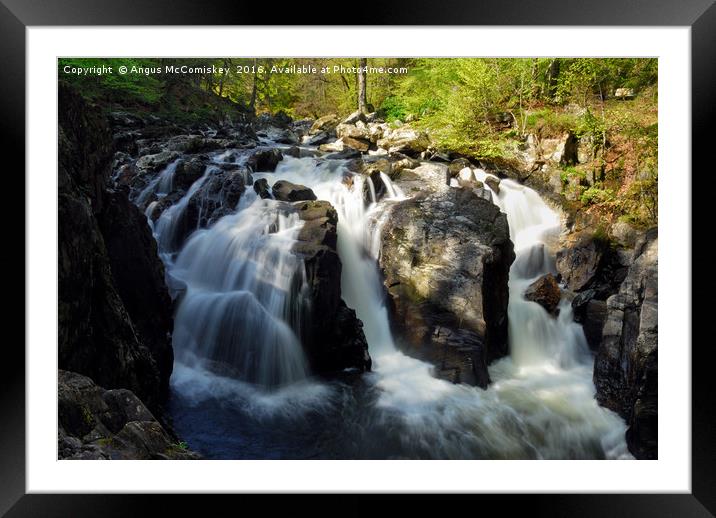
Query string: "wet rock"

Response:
xmin=594 ymin=229 xmax=658 ymax=459
xmin=292 ymin=200 xmax=371 ymax=374
xmin=272 ymin=180 xmax=317 ymax=202
xmin=247 ymin=148 xmax=284 ymax=172
xmin=135 ymin=150 xmax=181 ymax=175
xmin=253 ymin=178 xmax=272 ymax=199
xmin=284 ymin=146 xmax=301 ymax=158
xmin=173 ymin=157 xmax=208 ymax=191
xmin=484 ymin=175 xmax=501 ymax=194
xmin=380 ymin=187 xmax=515 ymax=387
xmin=524 ymin=273 xmax=561 ymax=314
xmin=58 ymin=370 xmax=199 ymax=460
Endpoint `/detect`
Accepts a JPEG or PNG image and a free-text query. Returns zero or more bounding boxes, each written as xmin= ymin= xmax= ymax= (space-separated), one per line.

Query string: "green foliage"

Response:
xmin=580 ymin=185 xmax=614 ymax=205
xmin=59 ymin=58 xmax=164 ymax=105
xmin=60 ymin=56 xmax=658 ymax=224
xmin=379 ymin=96 xmax=407 ymax=122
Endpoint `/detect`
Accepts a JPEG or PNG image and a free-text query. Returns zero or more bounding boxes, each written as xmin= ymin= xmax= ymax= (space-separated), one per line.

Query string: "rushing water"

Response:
xmin=138 ymin=139 xmax=631 ymax=459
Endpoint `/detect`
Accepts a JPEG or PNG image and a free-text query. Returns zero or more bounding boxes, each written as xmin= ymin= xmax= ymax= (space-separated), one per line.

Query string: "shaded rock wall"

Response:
xmin=593 ymin=229 xmax=658 ymax=459
xmin=58 ymin=83 xmax=173 ymax=410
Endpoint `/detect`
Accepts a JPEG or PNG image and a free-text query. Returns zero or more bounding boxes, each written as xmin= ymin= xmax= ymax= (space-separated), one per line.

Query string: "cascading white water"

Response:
xmin=170 ymin=196 xmax=310 ymax=387
xmin=135 ymin=159 xmax=180 ymax=207
xmin=153 ymin=165 xmax=216 ymax=253
xmin=136 ymin=142 xmax=631 ymax=459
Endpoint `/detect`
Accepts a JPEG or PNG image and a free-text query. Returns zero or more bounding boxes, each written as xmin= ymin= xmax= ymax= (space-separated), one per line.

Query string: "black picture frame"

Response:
xmin=4 ymin=0 xmax=712 ymax=515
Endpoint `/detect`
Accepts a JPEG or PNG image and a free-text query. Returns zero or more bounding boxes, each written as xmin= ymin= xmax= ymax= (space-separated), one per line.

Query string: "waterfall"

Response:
xmin=171 ymin=197 xmax=310 ymax=388
xmin=135 ymin=158 xmax=180 ymax=207
xmin=133 ymin=142 xmax=631 ymax=459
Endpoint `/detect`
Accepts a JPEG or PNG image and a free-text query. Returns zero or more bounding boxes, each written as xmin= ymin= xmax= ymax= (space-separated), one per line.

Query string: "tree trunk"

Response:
xmin=357 ymin=58 xmax=368 ymax=113
xmin=249 ymin=58 xmax=258 ymax=114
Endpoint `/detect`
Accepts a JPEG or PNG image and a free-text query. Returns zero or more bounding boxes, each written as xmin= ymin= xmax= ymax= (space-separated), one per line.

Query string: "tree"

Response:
xmin=357 ymin=58 xmax=367 ymax=113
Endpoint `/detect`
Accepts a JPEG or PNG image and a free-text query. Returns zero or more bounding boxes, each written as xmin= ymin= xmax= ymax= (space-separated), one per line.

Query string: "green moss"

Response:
xmin=81 ymin=406 xmax=95 ymax=427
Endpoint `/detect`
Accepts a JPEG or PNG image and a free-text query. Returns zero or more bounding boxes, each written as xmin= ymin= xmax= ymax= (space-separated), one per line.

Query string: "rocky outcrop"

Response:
xmin=247 ymin=148 xmax=283 ymax=172
xmin=272 ymin=181 xmax=317 ymax=202
xmin=58 ymin=370 xmax=199 ymax=460
xmin=593 ymin=229 xmax=658 ymax=459
xmin=292 ymin=201 xmax=371 ymax=374
xmin=524 ymin=273 xmax=561 ymax=314
xmin=380 ymin=187 xmax=515 ymax=387
xmin=59 ymin=84 xmax=174 ymax=410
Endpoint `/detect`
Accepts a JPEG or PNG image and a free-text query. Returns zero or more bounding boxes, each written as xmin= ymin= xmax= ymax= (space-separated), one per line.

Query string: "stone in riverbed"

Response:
xmin=253 ymin=178 xmax=272 ymax=199
xmin=247 ymin=148 xmax=283 ymax=172
xmin=309 ymin=114 xmax=340 ymax=135
xmin=484 ymin=174 xmax=501 ymax=194
xmin=341 ymin=135 xmax=370 ymax=152
xmin=292 ymin=200 xmax=371 ymax=375
xmin=380 ymin=187 xmax=515 ymax=388
xmin=377 ymin=127 xmax=431 ymax=157
xmin=272 ymin=180 xmax=317 ymax=202
xmin=524 ymin=273 xmax=561 ymax=314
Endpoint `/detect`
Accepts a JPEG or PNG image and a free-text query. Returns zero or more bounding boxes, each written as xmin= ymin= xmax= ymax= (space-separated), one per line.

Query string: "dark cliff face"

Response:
xmin=593 ymin=229 xmax=658 ymax=459
xmin=293 ymin=200 xmax=372 ymax=375
xmin=58 ymin=84 xmax=174 ymax=410
xmin=379 ymin=187 xmax=515 ymax=388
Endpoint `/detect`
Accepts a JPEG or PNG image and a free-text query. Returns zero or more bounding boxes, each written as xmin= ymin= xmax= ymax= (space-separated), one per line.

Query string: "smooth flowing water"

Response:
xmin=139 ymin=140 xmax=631 ymax=459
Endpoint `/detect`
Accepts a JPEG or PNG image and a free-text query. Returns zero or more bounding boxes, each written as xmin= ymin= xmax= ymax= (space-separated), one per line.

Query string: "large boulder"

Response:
xmin=135 ymin=150 xmax=181 ymax=175
xmin=58 ymin=370 xmax=199 ymax=460
xmin=556 ymin=235 xmax=605 ymax=291
xmin=336 ymin=122 xmax=371 ymax=141
xmin=380 ymin=187 xmax=515 ymax=387
xmin=377 ymin=127 xmax=431 ymax=157
xmin=309 ymin=114 xmax=340 ymax=135
xmin=292 ymin=201 xmax=371 ymax=374
xmin=173 ymin=156 xmax=209 ymax=191
xmin=341 ymin=135 xmax=370 ymax=152
xmin=58 ymin=84 xmax=173 ymax=411
xmin=524 ymin=273 xmax=561 ymax=314
xmin=272 ymin=180 xmax=317 ymax=202
xmin=594 ymin=229 xmax=658 ymax=459
xmin=247 ymin=148 xmax=283 ymax=172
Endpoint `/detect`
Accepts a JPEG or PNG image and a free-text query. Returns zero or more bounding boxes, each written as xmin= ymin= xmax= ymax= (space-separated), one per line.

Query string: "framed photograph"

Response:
xmin=6 ymin=0 xmax=712 ymax=514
